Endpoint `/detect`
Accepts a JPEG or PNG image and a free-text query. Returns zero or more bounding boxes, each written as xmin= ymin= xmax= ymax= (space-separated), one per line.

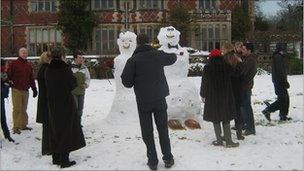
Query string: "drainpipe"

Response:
xmin=9 ymin=0 xmax=14 ymax=56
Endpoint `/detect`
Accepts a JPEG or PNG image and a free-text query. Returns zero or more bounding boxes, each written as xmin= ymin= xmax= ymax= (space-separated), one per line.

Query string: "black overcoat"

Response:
xmin=45 ymin=59 xmax=86 ymax=153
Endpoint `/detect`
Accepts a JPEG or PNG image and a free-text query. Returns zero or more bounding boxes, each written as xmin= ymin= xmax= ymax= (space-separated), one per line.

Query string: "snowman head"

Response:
xmin=117 ymin=31 xmax=137 ymax=55
xmin=157 ymin=26 xmax=180 ymax=47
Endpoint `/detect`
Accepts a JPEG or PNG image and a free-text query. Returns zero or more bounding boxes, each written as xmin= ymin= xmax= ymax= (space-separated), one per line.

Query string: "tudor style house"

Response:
xmin=1 ymin=0 xmax=255 ymax=56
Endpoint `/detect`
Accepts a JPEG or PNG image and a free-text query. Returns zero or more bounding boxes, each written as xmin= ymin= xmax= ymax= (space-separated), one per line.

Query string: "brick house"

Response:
xmin=1 ymin=0 xmax=255 ymax=57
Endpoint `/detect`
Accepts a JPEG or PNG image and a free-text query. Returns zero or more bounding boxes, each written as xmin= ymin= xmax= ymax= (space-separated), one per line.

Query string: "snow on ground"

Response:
xmin=1 ymin=75 xmax=303 ymax=170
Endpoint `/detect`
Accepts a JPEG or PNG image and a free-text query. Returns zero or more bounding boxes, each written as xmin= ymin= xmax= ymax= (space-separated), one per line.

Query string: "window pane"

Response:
xmin=37 ymin=43 xmax=43 ymax=56
xmin=49 ymin=29 xmax=55 ymax=42
xmin=108 ymin=0 xmax=114 ymax=8
xmin=29 ymin=43 xmax=36 ymax=56
xmin=222 ymin=25 xmax=228 ymax=39
xmin=202 ymin=42 xmax=207 ymax=51
xmin=95 ymin=42 xmax=101 ymax=54
xmin=45 ymin=1 xmax=50 ymax=11
xmin=94 ymin=0 xmax=100 ymax=9
xmin=43 ymin=29 xmax=49 ymax=43
xmin=29 ymin=29 xmax=36 ymax=43
xmin=215 ymin=27 xmax=220 ymax=39
xmin=37 ymin=29 xmax=42 ymax=43
xmin=215 ymin=42 xmax=220 ymax=49
xmin=202 ymin=27 xmax=207 ymax=39
xmin=38 ymin=1 xmax=44 ymax=11
xmin=139 ymin=0 xmax=145 ymax=9
xmin=31 ymin=2 xmax=37 ymax=12
xmin=208 ymin=42 xmax=213 ymax=51
xmin=147 ymin=0 xmax=152 ymax=8
xmin=153 ymin=0 xmax=158 ymax=8
xmin=56 ymin=30 xmax=62 ymax=42
xmin=206 ymin=0 xmax=210 ymax=9
xmin=109 ymin=29 xmax=114 ymax=41
xmin=208 ymin=27 xmax=213 ymax=40
xmin=95 ymin=29 xmax=101 ymax=41
xmin=52 ymin=1 xmax=56 ymax=11
xmin=101 ymin=0 xmax=107 ymax=9
xmin=199 ymin=0 xmax=204 ymax=9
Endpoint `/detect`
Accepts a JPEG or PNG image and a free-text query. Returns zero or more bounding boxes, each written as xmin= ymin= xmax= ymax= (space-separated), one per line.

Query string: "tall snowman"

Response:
xmin=158 ymin=26 xmax=202 ymax=130
xmin=105 ymin=31 xmax=138 ymax=124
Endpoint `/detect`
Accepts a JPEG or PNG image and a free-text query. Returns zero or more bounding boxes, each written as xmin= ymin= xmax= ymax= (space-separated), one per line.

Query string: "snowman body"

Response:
xmin=157 ymin=26 xmax=202 ymax=121
xmin=106 ymin=31 xmax=138 ymax=123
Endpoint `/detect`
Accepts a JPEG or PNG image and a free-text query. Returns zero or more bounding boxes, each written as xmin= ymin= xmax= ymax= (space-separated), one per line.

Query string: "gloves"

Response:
xmin=32 ymin=88 xmax=38 ymax=98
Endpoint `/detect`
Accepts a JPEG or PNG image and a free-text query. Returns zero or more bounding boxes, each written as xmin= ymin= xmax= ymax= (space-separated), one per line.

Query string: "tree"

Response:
xmin=231 ymin=5 xmax=251 ymax=41
xmin=166 ymin=4 xmax=192 ymax=46
xmin=276 ymin=0 xmax=303 ymax=34
xmin=57 ymin=0 xmax=97 ymax=54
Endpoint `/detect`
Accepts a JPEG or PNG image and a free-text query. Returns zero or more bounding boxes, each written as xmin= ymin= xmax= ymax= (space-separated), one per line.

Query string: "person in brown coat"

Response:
xmin=200 ymin=49 xmax=239 ymax=148
xmin=222 ymin=43 xmax=244 ymax=140
xmin=45 ymin=47 xmax=86 ymax=168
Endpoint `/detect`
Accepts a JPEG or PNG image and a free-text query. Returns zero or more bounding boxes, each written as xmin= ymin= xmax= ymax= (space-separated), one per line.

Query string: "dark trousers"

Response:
xmin=267 ymin=85 xmax=290 ymax=117
xmin=73 ymin=94 xmax=85 ymax=125
xmin=234 ymin=104 xmax=243 ymax=130
xmin=136 ymin=98 xmax=173 ymax=164
xmin=1 ymin=97 xmax=11 ymax=139
xmin=240 ymin=90 xmax=256 ymax=133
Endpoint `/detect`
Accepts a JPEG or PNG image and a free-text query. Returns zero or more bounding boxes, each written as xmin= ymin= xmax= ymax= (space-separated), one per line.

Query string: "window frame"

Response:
xmin=30 ymin=0 xmax=57 ymax=13
xmin=92 ymin=0 xmax=115 ymax=10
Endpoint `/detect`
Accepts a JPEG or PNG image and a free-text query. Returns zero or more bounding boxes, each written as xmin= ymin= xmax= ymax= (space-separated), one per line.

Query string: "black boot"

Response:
xmin=236 ymin=126 xmax=245 ymax=140
xmin=262 ymin=108 xmax=271 ymax=122
xmin=212 ymin=123 xmax=223 ymax=146
xmin=164 ymin=158 xmax=174 ymax=168
xmin=223 ymin=122 xmax=239 ymax=148
xmin=60 ymin=153 xmax=76 ymax=168
xmin=147 ymin=162 xmax=158 ymax=170
xmin=52 ymin=153 xmax=60 ymax=165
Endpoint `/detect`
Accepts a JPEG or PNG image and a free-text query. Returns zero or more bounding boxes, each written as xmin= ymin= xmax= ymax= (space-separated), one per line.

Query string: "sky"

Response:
xmin=258 ymin=0 xmax=283 ymax=17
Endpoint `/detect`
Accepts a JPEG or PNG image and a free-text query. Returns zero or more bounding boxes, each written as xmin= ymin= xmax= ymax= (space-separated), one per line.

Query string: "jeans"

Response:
xmin=267 ymin=84 xmax=290 ymax=118
xmin=240 ymin=90 xmax=255 ymax=133
xmin=136 ymin=98 xmax=173 ymax=164
xmin=73 ymin=94 xmax=85 ymax=125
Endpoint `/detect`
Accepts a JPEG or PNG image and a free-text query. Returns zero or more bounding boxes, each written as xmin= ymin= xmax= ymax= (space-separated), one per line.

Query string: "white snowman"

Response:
xmin=158 ymin=26 xmax=202 ymax=130
xmin=105 ymin=31 xmax=138 ymax=123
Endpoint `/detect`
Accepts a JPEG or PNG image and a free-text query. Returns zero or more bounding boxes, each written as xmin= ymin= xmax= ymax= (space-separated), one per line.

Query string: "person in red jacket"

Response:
xmin=7 ymin=47 xmax=38 ymax=134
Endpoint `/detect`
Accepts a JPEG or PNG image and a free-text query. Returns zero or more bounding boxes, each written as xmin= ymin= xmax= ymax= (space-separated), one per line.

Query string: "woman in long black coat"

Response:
xmin=200 ymin=49 xmax=239 ymax=148
xmin=45 ymin=47 xmax=86 ymax=168
xmin=36 ymin=52 xmax=51 ymax=155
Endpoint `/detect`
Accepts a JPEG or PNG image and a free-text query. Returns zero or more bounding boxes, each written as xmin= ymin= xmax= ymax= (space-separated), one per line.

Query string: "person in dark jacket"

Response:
xmin=1 ymin=59 xmax=15 ymax=142
xmin=200 ymin=49 xmax=239 ymax=148
xmin=222 ymin=43 xmax=244 ymax=140
xmin=262 ymin=43 xmax=291 ymax=121
xmin=121 ymin=34 xmax=177 ymax=170
xmin=36 ymin=52 xmax=51 ymax=155
xmin=45 ymin=47 xmax=86 ymax=168
xmin=7 ymin=47 xmax=38 ymax=134
xmin=240 ymin=43 xmax=258 ymax=136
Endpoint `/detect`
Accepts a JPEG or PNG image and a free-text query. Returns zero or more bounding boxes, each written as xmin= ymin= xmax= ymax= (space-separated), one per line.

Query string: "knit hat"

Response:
xmin=276 ymin=43 xmax=286 ymax=52
xmin=209 ymin=49 xmax=222 ymax=58
xmin=244 ymin=42 xmax=254 ymax=52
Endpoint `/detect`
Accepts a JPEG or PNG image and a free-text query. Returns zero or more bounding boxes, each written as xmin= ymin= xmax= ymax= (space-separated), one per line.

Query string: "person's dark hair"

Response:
xmin=73 ymin=50 xmax=84 ymax=59
xmin=244 ymin=42 xmax=254 ymax=53
xmin=51 ymin=47 xmax=65 ymax=59
xmin=137 ymin=34 xmax=150 ymax=46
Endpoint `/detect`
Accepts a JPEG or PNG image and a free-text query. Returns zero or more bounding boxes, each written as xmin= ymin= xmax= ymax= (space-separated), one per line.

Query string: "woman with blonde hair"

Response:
xmin=222 ymin=43 xmax=245 ymax=140
xmin=36 ymin=51 xmax=52 ymax=155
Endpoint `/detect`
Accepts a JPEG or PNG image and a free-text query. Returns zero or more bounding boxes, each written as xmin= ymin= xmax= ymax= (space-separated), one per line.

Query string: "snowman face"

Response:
xmin=157 ymin=26 xmax=180 ymax=47
xmin=117 ymin=31 xmax=137 ymax=55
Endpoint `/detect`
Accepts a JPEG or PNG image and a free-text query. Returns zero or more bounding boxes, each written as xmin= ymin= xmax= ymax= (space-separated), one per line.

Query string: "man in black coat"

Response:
xmin=262 ymin=43 xmax=291 ymax=121
xmin=121 ymin=34 xmax=177 ymax=170
xmin=45 ymin=47 xmax=86 ymax=168
xmin=240 ymin=43 xmax=257 ymax=136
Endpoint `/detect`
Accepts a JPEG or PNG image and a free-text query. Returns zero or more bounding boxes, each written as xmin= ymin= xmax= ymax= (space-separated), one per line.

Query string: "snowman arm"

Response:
xmin=121 ymin=57 xmax=135 ymax=88
xmin=158 ymin=51 xmax=177 ymax=66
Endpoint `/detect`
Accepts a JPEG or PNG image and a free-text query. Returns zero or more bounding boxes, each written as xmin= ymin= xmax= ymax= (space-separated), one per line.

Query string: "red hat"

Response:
xmin=209 ymin=49 xmax=222 ymax=58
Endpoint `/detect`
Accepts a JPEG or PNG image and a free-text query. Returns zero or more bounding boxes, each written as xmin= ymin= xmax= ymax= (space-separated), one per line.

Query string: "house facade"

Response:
xmin=1 ymin=0 xmax=254 ymax=57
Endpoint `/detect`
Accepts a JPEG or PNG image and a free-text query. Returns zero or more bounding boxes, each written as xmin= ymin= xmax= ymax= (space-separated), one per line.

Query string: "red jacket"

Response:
xmin=7 ymin=57 xmax=36 ymax=91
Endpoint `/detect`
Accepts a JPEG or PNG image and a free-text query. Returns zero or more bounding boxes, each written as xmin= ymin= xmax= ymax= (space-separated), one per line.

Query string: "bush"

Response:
xmin=288 ymin=53 xmax=303 ymax=75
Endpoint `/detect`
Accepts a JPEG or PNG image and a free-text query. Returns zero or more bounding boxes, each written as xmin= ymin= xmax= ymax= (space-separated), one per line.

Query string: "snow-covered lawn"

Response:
xmin=1 ymin=75 xmax=303 ymax=170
